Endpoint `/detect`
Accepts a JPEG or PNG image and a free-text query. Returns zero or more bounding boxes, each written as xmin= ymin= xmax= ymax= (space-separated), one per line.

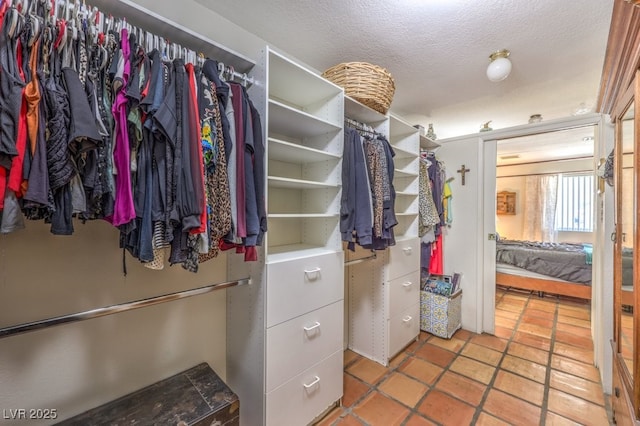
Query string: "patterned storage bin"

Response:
xmin=420 ymin=290 xmax=462 ymax=339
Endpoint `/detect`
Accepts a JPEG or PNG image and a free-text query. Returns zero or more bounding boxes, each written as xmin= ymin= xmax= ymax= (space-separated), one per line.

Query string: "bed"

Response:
xmin=496 ymin=239 xmax=593 ymax=300
xmin=495 ymin=239 xmax=632 ymax=304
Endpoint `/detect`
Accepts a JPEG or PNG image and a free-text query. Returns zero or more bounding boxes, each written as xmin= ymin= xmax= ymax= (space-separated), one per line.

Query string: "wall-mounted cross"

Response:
xmin=457 ymin=164 xmax=470 ymax=185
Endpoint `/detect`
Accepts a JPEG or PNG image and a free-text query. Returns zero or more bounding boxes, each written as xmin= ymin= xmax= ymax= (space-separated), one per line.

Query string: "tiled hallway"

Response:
xmin=316 ymin=288 xmax=611 ymax=425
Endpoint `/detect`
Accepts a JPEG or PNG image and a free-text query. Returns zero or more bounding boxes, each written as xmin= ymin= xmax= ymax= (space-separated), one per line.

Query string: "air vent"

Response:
xmin=499 ymin=154 xmax=521 ymax=160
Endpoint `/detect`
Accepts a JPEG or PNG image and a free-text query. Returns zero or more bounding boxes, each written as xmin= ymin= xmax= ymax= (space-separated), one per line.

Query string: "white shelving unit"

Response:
xmin=228 ymin=47 xmax=345 ymax=426
xmin=344 ymin=103 xmax=421 ymax=366
xmin=389 ymin=114 xmax=421 ymax=241
xmin=266 ymin=50 xmax=344 ymax=262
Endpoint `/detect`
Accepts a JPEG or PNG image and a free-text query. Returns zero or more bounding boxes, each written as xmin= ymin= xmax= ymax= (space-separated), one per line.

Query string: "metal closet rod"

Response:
xmin=0 ymin=277 xmax=251 ymax=339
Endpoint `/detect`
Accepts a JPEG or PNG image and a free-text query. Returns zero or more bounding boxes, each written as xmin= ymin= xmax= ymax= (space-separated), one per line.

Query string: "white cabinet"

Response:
xmin=228 ymin=47 xmax=344 ymax=426
xmin=344 ymin=101 xmax=421 ymax=366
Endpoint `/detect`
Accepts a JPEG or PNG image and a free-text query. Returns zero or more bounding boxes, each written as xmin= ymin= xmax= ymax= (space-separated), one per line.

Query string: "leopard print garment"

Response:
xmin=198 ymin=76 xmax=232 ymax=263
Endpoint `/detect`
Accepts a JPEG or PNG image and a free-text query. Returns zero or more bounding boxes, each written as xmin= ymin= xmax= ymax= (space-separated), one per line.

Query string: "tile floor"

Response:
xmin=316 ymin=287 xmax=611 ymax=426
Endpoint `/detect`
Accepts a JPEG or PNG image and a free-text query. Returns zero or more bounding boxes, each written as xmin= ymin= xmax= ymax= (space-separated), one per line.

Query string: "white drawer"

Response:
xmin=386 ymin=237 xmax=420 ymax=280
xmin=388 ymin=303 xmax=420 ymax=358
xmin=266 ymin=350 xmax=343 ymax=426
xmin=388 ymin=270 xmax=420 ymax=319
xmin=266 ymin=252 xmax=343 ymax=327
xmin=266 ymin=300 xmax=343 ymax=392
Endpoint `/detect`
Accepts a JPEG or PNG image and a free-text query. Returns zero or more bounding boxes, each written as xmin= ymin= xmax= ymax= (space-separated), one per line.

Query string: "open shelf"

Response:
xmin=420 ymin=135 xmax=440 ymax=150
xmin=345 ymin=96 xmax=387 ymax=125
xmin=394 ymin=169 xmax=419 ymax=178
xmin=269 ymin=100 xmax=341 ymax=138
xmin=268 ymin=213 xmax=338 ymax=218
xmin=269 ymin=50 xmax=343 ymax=109
xmin=268 ymin=176 xmax=339 ymax=190
xmin=268 ymin=138 xmax=340 ymax=164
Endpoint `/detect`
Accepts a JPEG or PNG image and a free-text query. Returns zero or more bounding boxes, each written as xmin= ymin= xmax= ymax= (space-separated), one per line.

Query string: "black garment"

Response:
xmin=23 ymin=72 xmax=50 ymax=208
xmin=0 ymin=12 xmax=25 ymax=169
xmin=63 ymin=67 xmax=101 ymax=154
xmin=248 ymin=97 xmax=267 ymax=246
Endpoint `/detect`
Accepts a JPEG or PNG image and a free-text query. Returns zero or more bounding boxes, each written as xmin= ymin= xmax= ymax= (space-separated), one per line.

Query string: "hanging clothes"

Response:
xmin=0 ymin=3 xmax=265 ymax=272
xmin=340 ymin=123 xmax=397 ymax=251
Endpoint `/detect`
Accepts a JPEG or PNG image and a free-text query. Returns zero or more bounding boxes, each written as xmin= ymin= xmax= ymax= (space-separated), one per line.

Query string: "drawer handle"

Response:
xmin=304 ymin=267 xmax=322 ymax=279
xmin=402 ymin=247 xmax=412 ymax=254
xmin=303 ymin=376 xmax=320 ymax=389
xmin=402 ymin=281 xmax=413 ymax=288
xmin=303 ymin=322 xmax=321 ymax=332
xmin=402 ymin=315 xmax=413 ymax=323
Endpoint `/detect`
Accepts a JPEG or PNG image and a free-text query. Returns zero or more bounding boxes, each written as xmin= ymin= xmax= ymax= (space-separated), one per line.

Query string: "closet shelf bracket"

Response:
xmin=0 ymin=277 xmax=252 ymax=339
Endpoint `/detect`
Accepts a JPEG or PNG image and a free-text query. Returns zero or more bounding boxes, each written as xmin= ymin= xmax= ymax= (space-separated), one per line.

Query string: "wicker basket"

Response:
xmin=322 ymin=62 xmax=395 ymax=115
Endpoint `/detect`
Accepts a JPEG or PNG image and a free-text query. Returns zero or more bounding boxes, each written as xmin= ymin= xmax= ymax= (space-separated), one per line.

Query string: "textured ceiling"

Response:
xmin=195 ymin=0 xmax=613 ymax=141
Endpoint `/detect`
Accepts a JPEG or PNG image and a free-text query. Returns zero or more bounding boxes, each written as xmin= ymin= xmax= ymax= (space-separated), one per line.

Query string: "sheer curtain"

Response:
xmin=522 ymin=175 xmax=558 ymax=242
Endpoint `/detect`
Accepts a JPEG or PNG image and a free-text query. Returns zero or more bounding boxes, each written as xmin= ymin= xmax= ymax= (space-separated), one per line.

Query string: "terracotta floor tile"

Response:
xmin=449 ymin=356 xmax=496 ymax=385
xmin=418 ymin=331 xmax=431 ymax=341
xmin=495 ymin=316 xmax=517 ymax=329
xmin=502 ymin=292 xmax=529 ymax=302
xmin=315 ymin=406 xmax=344 ymax=426
xmin=344 ymin=350 xmax=361 ymax=366
xmin=404 ymin=338 xmax=422 ymax=354
xmin=524 ymin=307 xmax=555 ymax=318
xmin=512 ymin=331 xmax=551 ymax=351
xmin=399 ymin=357 xmax=444 ymax=385
xmin=555 ymin=330 xmax=593 ymax=350
xmin=417 ymin=390 xmax=475 ymax=426
xmin=547 ymin=389 xmax=609 ymax=425
xmin=496 ymin=302 xmax=525 ymax=314
xmin=493 ymin=370 xmax=545 ymax=406
xmin=379 ymin=372 xmax=429 ymax=409
xmin=482 ymin=389 xmax=541 ymax=426
xmin=427 ymin=336 xmax=465 ymax=353
xmin=517 ymin=322 xmax=553 ymax=339
xmin=346 ymin=357 xmax=389 ymax=385
xmin=343 ymin=373 xmax=370 ymax=407
xmin=404 ymin=414 xmax=437 ymax=426
xmin=549 ymin=370 xmax=605 ymax=405
xmin=495 ymin=309 xmax=520 ymax=320
xmin=558 ymin=305 xmax=590 ymax=320
xmin=389 ymin=351 xmax=409 ymax=369
xmin=494 ymin=326 xmax=513 ymax=339
xmin=414 ymin=343 xmax=456 ymax=367
xmin=507 ymin=341 xmax=549 ymax=365
xmin=435 ymin=371 xmax=487 ymax=406
xmin=353 ymin=391 xmax=410 ymax=426
xmin=475 ymin=412 xmax=512 ymax=426
xmin=470 ymin=333 xmax=508 ymax=352
xmin=550 ymin=354 xmax=601 ymax=383
xmin=553 ymin=341 xmax=594 ymax=365
xmin=521 ymin=314 xmax=554 ymax=329
xmin=556 ymin=315 xmax=590 ymax=328
xmin=527 ymin=299 xmax=557 ymax=312
xmin=545 ymin=411 xmax=583 ymax=425
xmin=461 ymin=342 xmax=503 ymax=366
xmin=555 ymin=321 xmax=592 ymax=337
xmin=335 ymin=414 xmax=365 ymax=425
xmin=501 ymin=354 xmax=547 ymax=383
xmin=453 ymin=329 xmax=474 ymax=341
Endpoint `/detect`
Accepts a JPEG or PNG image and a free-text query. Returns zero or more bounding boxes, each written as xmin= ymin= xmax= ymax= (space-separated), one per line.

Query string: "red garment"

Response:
xmin=7 ymin=39 xmax=27 ymax=197
xmin=185 ymin=63 xmax=206 ymax=235
xmin=429 ymin=234 xmax=444 ymax=275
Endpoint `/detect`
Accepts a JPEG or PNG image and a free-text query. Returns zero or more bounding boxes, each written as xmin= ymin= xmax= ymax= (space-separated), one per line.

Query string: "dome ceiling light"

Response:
xmin=486 ymin=49 xmax=512 ymax=82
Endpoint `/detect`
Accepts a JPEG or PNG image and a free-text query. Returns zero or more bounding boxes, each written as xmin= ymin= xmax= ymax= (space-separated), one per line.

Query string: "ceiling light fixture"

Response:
xmin=486 ymin=49 xmax=512 ymax=82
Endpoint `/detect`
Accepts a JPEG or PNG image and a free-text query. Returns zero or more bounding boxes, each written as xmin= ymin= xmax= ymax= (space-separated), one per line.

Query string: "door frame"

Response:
xmin=438 ymin=112 xmax=613 ymax=390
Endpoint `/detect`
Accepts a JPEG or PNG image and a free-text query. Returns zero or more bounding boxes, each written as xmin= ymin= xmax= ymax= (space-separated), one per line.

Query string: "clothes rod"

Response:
xmin=0 ymin=277 xmax=251 ymax=339
xmin=344 ymin=253 xmax=377 ymax=266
